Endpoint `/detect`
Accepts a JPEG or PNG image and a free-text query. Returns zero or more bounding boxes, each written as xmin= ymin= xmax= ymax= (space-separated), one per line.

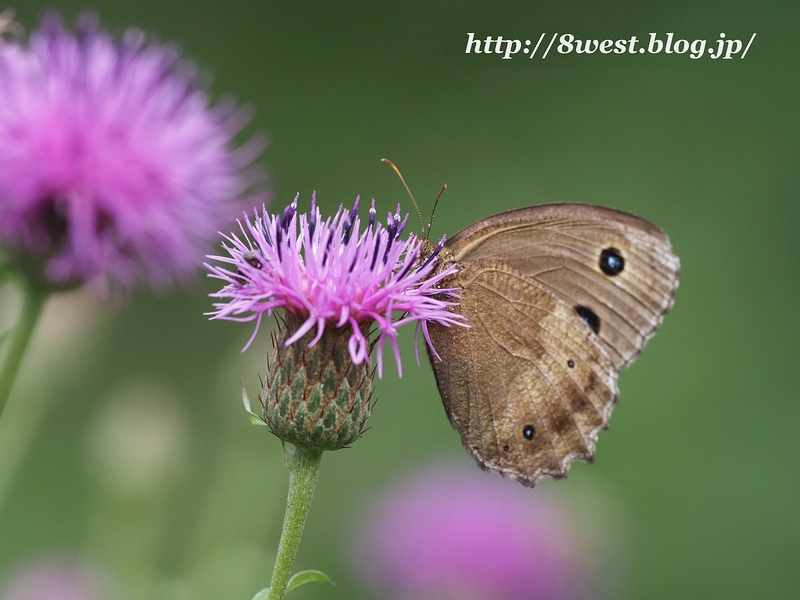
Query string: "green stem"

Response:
xmin=267 ymin=446 xmax=323 ymax=600
xmin=0 ymin=286 xmax=48 ymax=420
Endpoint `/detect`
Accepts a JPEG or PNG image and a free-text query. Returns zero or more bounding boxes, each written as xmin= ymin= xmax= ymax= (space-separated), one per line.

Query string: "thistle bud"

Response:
xmin=262 ymin=314 xmax=373 ymax=451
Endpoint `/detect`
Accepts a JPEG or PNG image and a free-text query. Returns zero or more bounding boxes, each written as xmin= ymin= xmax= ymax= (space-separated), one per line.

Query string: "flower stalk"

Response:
xmin=0 ymin=285 xmax=48 ymax=420
xmin=267 ymin=446 xmax=323 ymax=600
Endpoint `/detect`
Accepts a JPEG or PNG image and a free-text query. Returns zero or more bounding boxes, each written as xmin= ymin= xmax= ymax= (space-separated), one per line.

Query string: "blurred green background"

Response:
xmin=1 ymin=0 xmax=798 ymax=598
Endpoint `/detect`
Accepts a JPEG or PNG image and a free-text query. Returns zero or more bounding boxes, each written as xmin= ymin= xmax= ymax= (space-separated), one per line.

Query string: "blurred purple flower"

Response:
xmin=0 ymin=557 xmax=115 ymax=600
xmin=353 ymin=464 xmax=596 ymax=600
xmin=0 ymin=12 xmax=264 ymax=290
xmin=207 ymin=194 xmax=464 ymax=376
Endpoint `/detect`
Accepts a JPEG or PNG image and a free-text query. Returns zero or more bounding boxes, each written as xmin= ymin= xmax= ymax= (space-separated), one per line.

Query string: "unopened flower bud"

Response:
xmin=262 ymin=314 xmax=373 ymax=451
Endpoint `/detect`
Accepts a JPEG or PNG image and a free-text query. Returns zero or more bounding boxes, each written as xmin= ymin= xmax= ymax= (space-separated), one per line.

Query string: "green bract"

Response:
xmin=261 ymin=315 xmax=373 ymax=451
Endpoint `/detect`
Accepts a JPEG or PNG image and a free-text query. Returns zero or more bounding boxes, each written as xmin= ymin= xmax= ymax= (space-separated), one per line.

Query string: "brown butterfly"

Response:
xmin=421 ymin=203 xmax=679 ymax=486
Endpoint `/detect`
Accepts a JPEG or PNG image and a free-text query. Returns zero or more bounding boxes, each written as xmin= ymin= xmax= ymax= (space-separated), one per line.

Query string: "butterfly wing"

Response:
xmin=445 ymin=203 xmax=680 ymax=368
xmin=428 ymin=260 xmax=618 ymax=485
xmin=428 ymin=203 xmax=679 ymax=485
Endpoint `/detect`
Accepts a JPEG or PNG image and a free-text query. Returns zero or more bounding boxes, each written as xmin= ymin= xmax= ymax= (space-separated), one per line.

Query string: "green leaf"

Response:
xmin=249 ymin=413 xmax=268 ymax=426
xmin=242 ymin=383 xmax=267 ymax=425
xmin=247 ymin=571 xmax=332 ymax=599
xmin=286 ymin=570 xmax=335 ymax=592
xmin=251 ymin=588 xmax=270 ymax=600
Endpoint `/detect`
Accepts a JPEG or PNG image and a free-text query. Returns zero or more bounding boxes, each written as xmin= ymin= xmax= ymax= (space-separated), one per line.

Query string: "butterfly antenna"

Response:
xmin=381 ymin=158 xmax=425 ymax=237
xmin=428 ymin=184 xmax=447 ymax=237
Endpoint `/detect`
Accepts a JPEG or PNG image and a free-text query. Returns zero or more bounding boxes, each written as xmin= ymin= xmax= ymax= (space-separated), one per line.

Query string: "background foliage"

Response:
xmin=1 ymin=1 xmax=798 ymax=599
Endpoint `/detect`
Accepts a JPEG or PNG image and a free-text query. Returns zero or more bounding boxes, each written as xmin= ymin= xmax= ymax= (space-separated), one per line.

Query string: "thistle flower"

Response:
xmin=0 ymin=557 xmax=116 ymax=600
xmin=207 ymin=194 xmax=462 ymax=377
xmin=207 ymin=195 xmax=463 ymax=450
xmin=353 ymin=464 xmax=599 ymax=600
xmin=0 ymin=12 xmax=263 ymax=290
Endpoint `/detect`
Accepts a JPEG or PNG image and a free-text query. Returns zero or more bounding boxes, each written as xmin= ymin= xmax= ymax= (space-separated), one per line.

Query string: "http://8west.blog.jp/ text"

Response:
xmin=465 ymin=32 xmax=757 ymax=60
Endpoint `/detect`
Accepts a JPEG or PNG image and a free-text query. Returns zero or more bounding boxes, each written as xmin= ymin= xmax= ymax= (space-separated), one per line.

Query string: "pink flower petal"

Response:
xmin=208 ymin=196 xmax=467 ymax=376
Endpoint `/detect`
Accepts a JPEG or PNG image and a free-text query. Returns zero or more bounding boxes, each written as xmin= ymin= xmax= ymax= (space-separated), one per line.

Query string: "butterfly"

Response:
xmin=421 ymin=203 xmax=679 ymax=486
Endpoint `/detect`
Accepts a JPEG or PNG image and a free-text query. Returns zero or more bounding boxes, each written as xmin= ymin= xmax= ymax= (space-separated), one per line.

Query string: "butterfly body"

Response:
xmin=424 ymin=203 xmax=679 ymax=486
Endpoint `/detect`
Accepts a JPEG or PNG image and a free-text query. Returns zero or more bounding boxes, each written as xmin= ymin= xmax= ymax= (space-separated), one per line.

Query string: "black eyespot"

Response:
xmin=600 ymin=248 xmax=624 ymax=276
xmin=567 ymin=360 xmax=575 ymax=368
xmin=503 ymin=445 xmax=510 ymax=452
xmin=575 ymin=306 xmax=600 ymax=334
xmin=522 ymin=425 xmax=535 ymax=440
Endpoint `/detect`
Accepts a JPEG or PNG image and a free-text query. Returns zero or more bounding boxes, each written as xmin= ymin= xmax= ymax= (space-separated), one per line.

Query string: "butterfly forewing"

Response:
xmin=446 ymin=204 xmax=680 ymax=368
xmin=427 ymin=203 xmax=679 ymax=486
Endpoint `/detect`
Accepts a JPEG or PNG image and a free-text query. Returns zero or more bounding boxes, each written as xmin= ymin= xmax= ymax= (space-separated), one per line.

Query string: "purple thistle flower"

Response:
xmin=0 ymin=557 xmax=116 ymax=600
xmin=0 ymin=12 xmax=264 ymax=290
xmin=353 ymin=464 xmax=601 ymax=600
xmin=207 ymin=194 xmax=464 ymax=377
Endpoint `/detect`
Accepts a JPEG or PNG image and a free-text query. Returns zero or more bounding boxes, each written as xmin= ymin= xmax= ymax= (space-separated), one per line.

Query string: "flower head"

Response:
xmin=207 ymin=194 xmax=463 ymax=377
xmin=0 ymin=557 xmax=116 ymax=600
xmin=353 ymin=464 xmax=600 ymax=600
xmin=0 ymin=12 xmax=264 ymax=290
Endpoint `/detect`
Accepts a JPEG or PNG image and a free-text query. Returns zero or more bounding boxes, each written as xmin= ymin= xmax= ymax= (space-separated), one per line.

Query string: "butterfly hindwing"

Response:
xmin=428 ymin=260 xmax=618 ymax=486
